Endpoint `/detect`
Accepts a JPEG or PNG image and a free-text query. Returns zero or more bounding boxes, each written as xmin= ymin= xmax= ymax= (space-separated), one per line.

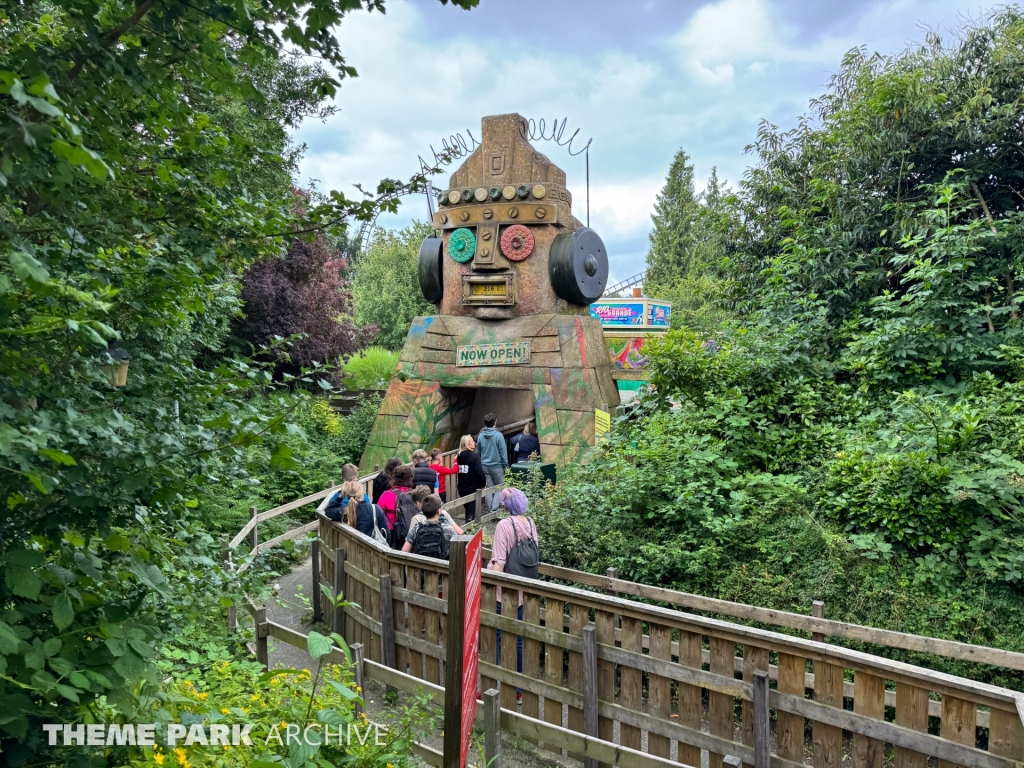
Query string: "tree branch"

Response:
xmin=69 ymin=0 xmax=161 ymax=79
xmin=970 ymin=182 xmax=998 ymax=235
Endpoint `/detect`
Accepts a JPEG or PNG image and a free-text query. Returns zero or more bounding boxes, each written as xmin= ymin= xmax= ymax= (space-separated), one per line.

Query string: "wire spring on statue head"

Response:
xmin=519 ymin=117 xmax=593 ymax=226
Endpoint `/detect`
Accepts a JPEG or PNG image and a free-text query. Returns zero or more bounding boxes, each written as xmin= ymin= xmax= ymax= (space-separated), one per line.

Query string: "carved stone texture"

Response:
xmin=449 ymin=114 xmax=568 ymax=191
xmin=359 ymin=315 xmax=620 ymax=471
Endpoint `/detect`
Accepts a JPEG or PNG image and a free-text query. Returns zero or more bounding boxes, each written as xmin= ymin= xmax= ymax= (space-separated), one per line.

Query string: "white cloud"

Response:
xmin=294 ymin=0 xmax=1010 ymax=276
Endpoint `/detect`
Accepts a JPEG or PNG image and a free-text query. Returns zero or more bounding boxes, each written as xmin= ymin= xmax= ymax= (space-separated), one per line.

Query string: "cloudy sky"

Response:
xmin=294 ymin=0 xmax=1006 ymax=284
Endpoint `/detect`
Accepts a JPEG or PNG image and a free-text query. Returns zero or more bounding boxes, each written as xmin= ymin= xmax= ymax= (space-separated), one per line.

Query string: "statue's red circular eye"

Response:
xmin=500 ymin=225 xmax=534 ymax=261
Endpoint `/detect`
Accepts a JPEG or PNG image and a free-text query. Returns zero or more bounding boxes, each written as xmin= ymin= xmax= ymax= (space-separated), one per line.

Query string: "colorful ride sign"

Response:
xmin=456 ymin=341 xmax=531 ymax=367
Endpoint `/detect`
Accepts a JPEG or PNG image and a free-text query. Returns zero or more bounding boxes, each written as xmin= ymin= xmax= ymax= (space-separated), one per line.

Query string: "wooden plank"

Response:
xmin=770 ymin=690 xmax=1015 ymax=768
xmin=379 ymin=574 xmax=397 ymax=675
xmin=594 ymin=609 xmax=616 ymax=768
xmin=544 ymin=597 xmax=565 ymax=743
xmin=988 ymin=707 xmax=1024 ymax=761
xmin=812 ymin=659 xmax=845 ymax=768
xmin=753 ymin=670 xmax=770 ymax=768
xmin=852 ymin=672 xmax=886 ymax=768
xmin=677 ymin=629 xmax=704 ymax=768
xmin=589 ymin=575 xmax=1024 ymax=674
xmin=484 ymin=689 xmax=502 ymax=768
xmin=941 ymin=695 xmax=978 ymax=768
xmin=619 ymin=615 xmax=643 ymax=751
xmin=648 ymin=623 xmax=672 ymax=759
xmin=256 ymin=520 xmax=318 ymax=552
xmin=390 ymin=560 xmax=409 ymax=678
xmin=709 ymin=637 xmax=737 ymax=768
xmin=776 ymin=653 xmax=806 ymax=763
xmin=582 ymin=626 xmax=598 ymax=768
xmin=501 ymin=595 xmax=519 ymax=713
xmin=480 ymin=569 xmax=1022 ymax=712
xmin=408 ymin=565 xmax=425 ymax=680
xmin=333 ymin=548 xmax=346 ymax=640
xmin=895 ymin=682 xmax=929 ymax=768
xmin=442 ymin=536 xmax=471 ymax=768
xmin=522 ymin=592 xmax=541 ymax=730
xmin=481 ymin=582 xmax=498 ymax=694
xmin=567 ymin=603 xmax=588 ymax=761
xmin=425 ymin=570 xmax=441 ymax=685
xmin=742 ymin=645 xmax=770 ymax=768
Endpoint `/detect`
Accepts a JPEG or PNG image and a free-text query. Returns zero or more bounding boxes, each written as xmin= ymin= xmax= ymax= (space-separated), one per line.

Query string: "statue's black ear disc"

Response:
xmin=418 ymin=237 xmax=444 ymax=303
xmin=549 ymin=227 xmax=608 ymax=305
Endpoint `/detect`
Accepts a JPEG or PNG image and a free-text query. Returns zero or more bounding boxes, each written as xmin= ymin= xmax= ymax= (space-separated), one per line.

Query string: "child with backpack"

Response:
xmin=378 ymin=465 xmax=414 ymax=548
xmin=401 ymin=495 xmax=459 ymax=559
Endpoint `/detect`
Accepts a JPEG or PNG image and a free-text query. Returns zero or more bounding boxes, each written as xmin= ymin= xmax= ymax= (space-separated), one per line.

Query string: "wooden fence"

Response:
xmin=311 ymin=517 xmax=1024 ymax=768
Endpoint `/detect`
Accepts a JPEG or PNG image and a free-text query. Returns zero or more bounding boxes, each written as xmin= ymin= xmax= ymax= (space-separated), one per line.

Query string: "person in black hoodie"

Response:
xmin=372 ymin=457 xmax=401 ymax=504
xmin=510 ymin=422 xmax=541 ymax=464
xmin=411 ymin=449 xmax=438 ymax=490
xmin=455 ymin=434 xmax=486 ymax=522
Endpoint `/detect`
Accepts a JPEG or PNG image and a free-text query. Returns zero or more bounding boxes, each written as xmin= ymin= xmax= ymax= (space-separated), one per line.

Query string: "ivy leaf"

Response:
xmin=52 ymin=593 xmax=74 ymax=630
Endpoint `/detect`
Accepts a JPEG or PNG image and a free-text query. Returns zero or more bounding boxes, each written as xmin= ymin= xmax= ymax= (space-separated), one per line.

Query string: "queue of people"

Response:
xmin=320 ymin=416 xmax=543 ymax=565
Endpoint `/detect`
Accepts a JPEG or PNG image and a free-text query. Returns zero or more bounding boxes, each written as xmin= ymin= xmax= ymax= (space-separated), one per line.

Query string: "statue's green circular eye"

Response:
xmin=448 ymin=228 xmax=476 ymax=263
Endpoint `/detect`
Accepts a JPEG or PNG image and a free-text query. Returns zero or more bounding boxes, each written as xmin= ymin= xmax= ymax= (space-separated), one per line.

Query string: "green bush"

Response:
xmin=343 ymin=346 xmax=399 ymax=390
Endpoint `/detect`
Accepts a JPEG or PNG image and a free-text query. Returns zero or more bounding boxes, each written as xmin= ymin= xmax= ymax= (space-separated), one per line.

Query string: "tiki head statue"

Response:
xmin=418 ymin=113 xmax=609 ymax=320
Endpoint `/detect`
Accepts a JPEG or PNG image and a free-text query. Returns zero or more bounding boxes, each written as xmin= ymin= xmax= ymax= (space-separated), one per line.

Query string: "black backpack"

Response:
xmin=413 ymin=521 xmax=449 ymax=560
xmin=505 ymin=517 xmax=539 ymax=578
xmin=390 ymin=491 xmax=417 ymax=547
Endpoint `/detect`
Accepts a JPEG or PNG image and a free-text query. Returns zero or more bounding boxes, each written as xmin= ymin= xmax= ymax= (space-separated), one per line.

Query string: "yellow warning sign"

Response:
xmin=594 ymin=408 xmax=611 ymax=445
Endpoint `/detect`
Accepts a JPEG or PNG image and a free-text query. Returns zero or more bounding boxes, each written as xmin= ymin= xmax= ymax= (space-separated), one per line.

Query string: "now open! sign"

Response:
xmin=456 ymin=341 xmax=531 ymax=367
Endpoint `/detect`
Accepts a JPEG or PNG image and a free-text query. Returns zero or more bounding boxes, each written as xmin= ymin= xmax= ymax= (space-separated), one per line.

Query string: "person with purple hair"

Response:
xmin=489 ymin=487 xmax=540 ymax=700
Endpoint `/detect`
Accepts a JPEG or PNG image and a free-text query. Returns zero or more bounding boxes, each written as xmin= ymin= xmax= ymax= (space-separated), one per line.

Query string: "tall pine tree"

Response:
xmin=645 ymin=150 xmax=700 ymax=289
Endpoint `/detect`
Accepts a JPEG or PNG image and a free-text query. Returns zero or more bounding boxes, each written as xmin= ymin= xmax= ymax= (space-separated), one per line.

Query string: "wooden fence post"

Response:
xmin=255 ymin=606 xmax=269 ymax=670
xmin=224 ymin=546 xmax=237 ymax=633
xmin=725 ymin=757 xmax=743 ymax=768
xmin=249 ymin=506 xmax=258 ymax=554
xmin=352 ymin=643 xmax=365 ymax=717
xmin=474 ymin=488 xmax=482 ymax=519
xmin=443 ymin=535 xmax=475 ymax=768
xmin=379 ymin=574 xmax=397 ymax=693
xmin=582 ymin=625 xmax=598 ymax=768
xmin=812 ymin=600 xmax=825 ymax=642
xmin=753 ymin=669 xmax=770 ymax=768
xmin=311 ymin=539 xmax=322 ymax=624
xmin=333 ymin=548 xmax=346 ymax=639
xmin=484 ymin=688 xmax=502 ymax=768
xmin=603 ymin=567 xmax=617 ymax=597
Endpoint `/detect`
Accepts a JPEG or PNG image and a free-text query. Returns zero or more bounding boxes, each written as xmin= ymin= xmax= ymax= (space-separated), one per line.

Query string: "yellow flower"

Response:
xmin=154 ymin=755 xmax=165 ymax=766
xmin=278 ymin=720 xmax=288 ymax=728
xmin=302 ymin=668 xmax=311 ymax=675
xmin=355 ymin=686 xmax=362 ymax=692
xmin=251 ymin=694 xmax=260 ymax=701
xmin=184 ymin=681 xmax=193 ymax=687
xmin=220 ymin=708 xmax=230 ymax=715
xmin=241 ymin=708 xmax=248 ymax=714
xmin=223 ymin=745 xmax=232 ymax=751
xmin=271 ymin=678 xmax=280 ymax=685
xmin=173 ymin=747 xmax=188 ymax=766
xmin=198 ymin=692 xmax=208 ymax=700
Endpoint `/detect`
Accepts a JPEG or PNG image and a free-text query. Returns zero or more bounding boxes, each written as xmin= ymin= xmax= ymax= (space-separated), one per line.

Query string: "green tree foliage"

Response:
xmin=0 ymin=0 xmax=474 ymax=758
xmin=528 ymin=10 xmax=1024 ymax=685
xmin=644 ymin=154 xmax=738 ymax=332
xmin=735 ymin=12 xmax=1024 ymax=379
xmin=352 ymin=222 xmax=436 ymax=350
